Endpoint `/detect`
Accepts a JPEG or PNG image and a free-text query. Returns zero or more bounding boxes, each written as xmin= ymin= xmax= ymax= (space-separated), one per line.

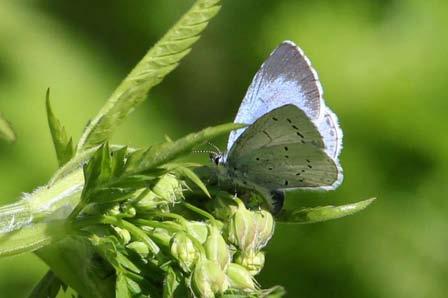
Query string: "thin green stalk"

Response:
xmin=182 ymin=201 xmax=216 ymax=222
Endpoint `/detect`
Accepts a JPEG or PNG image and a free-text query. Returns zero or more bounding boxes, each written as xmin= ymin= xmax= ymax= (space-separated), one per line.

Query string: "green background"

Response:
xmin=0 ymin=0 xmax=447 ymax=297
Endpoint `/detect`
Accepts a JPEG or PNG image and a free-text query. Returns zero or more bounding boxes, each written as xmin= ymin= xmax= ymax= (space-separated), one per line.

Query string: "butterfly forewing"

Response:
xmin=227 ymin=41 xmax=324 ymax=153
xmin=226 ymin=105 xmax=339 ymax=189
xmin=318 ymin=107 xmax=343 ymax=159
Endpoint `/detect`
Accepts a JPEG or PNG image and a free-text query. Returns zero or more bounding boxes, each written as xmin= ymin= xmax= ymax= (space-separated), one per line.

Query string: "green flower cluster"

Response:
xmin=79 ymin=168 xmax=282 ymax=298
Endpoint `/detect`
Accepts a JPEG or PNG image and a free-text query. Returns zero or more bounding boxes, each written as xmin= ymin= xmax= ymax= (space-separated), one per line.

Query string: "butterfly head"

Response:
xmin=193 ymin=142 xmax=225 ymax=165
xmin=209 ymin=151 xmax=223 ymax=165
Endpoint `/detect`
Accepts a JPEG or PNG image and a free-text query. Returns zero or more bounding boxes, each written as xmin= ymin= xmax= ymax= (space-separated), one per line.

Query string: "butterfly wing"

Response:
xmin=226 ymin=104 xmax=341 ymax=190
xmin=318 ymin=106 xmax=343 ymax=160
xmin=227 ymin=41 xmax=324 ymax=152
xmin=225 ymin=41 xmax=342 ymax=170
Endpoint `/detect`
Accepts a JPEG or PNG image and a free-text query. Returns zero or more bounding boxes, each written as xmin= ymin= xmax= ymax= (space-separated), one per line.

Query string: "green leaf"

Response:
xmin=116 ymin=271 xmax=131 ymax=298
xmin=69 ymin=144 xmax=113 ymax=218
xmin=0 ymin=113 xmax=15 ymax=142
xmin=46 ymin=89 xmax=74 ymax=166
xmin=125 ymin=122 xmax=245 ymax=174
xmin=76 ymin=0 xmax=222 ymax=152
xmin=276 ymin=198 xmax=376 ymax=224
xmin=28 ymin=270 xmax=64 ymax=298
xmin=48 ymin=144 xmax=136 ymax=185
xmin=163 ymin=267 xmax=180 ymax=298
xmin=174 ymin=166 xmax=210 ymax=198
xmin=36 ymin=236 xmax=115 ymax=298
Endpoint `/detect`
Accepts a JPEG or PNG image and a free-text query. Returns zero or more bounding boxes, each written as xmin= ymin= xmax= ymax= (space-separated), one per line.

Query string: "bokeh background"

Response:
xmin=1 ymin=0 xmax=447 ymax=297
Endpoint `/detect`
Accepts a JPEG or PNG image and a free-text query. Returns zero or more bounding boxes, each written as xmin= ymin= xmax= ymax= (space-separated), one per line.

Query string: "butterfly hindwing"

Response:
xmin=227 ymin=104 xmax=324 ymax=160
xmin=226 ymin=105 xmax=339 ymax=189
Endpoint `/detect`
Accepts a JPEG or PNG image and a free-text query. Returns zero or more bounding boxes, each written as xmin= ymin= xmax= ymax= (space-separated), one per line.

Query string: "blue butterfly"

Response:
xmin=212 ymin=41 xmax=343 ymax=212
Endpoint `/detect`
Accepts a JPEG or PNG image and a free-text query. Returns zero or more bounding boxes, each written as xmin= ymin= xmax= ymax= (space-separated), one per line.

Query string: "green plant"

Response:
xmin=0 ymin=1 xmax=374 ymax=297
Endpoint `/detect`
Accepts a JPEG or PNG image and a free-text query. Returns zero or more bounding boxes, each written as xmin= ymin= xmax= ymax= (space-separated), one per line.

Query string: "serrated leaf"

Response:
xmin=125 ymin=122 xmax=245 ymax=174
xmin=46 ymin=89 xmax=74 ymax=166
xmin=82 ymin=143 xmax=112 ymax=196
xmin=111 ymin=146 xmax=128 ymax=178
xmin=28 ymin=270 xmax=64 ymax=298
xmin=76 ymin=0 xmax=223 ymax=152
xmin=70 ymin=143 xmax=114 ymax=218
xmin=276 ymin=198 xmax=376 ymax=224
xmin=0 ymin=113 xmax=15 ymax=142
xmin=174 ymin=166 xmax=210 ymax=198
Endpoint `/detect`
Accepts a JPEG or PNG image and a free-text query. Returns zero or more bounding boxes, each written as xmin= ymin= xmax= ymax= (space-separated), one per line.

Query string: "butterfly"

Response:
xmin=212 ymin=41 xmax=343 ymax=212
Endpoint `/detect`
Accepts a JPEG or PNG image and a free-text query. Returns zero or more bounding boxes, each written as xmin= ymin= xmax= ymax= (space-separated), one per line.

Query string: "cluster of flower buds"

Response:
xmin=99 ymin=172 xmax=276 ymax=297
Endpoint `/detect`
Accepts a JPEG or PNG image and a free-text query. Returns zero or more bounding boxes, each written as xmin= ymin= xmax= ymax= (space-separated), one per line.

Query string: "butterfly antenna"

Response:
xmin=207 ymin=141 xmax=222 ymax=155
xmin=192 ymin=149 xmax=216 ymax=155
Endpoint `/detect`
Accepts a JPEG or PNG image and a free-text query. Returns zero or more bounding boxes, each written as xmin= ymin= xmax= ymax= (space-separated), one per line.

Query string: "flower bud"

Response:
xmin=192 ymin=258 xmax=229 ymax=298
xmin=207 ymin=195 xmax=239 ymax=220
xmin=120 ymin=205 xmax=136 ymax=217
xmin=170 ymin=232 xmax=198 ymax=272
xmin=227 ymin=204 xmax=257 ymax=251
xmin=253 ymin=210 xmax=275 ymax=250
xmin=152 ymin=174 xmax=184 ymax=204
xmin=135 ymin=190 xmax=160 ymax=211
xmin=234 ymin=251 xmax=265 ymax=276
xmin=186 ymin=221 xmax=209 ymax=244
xmin=204 ymin=225 xmax=230 ymax=270
xmin=107 ymin=204 xmax=121 ymax=216
xmin=113 ymin=226 xmax=131 ymax=245
xmin=226 ymin=263 xmax=256 ymax=290
xmin=126 ymin=241 xmax=149 ymax=258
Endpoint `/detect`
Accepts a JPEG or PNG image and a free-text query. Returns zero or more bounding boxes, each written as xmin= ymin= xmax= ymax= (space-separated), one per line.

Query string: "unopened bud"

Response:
xmin=170 ymin=232 xmax=198 ymax=272
xmin=113 ymin=226 xmax=131 ymax=245
xmin=135 ymin=190 xmax=160 ymax=211
xmin=120 ymin=205 xmax=136 ymax=217
xmin=234 ymin=251 xmax=265 ymax=276
xmin=208 ymin=195 xmax=239 ymax=220
xmin=153 ymin=174 xmax=184 ymax=204
xmin=204 ymin=225 xmax=230 ymax=270
xmin=253 ymin=210 xmax=275 ymax=249
xmin=186 ymin=221 xmax=209 ymax=244
xmin=226 ymin=263 xmax=256 ymax=290
xmin=227 ymin=204 xmax=257 ymax=251
xmin=108 ymin=204 xmax=121 ymax=216
xmin=192 ymin=258 xmax=229 ymax=298
xmin=126 ymin=241 xmax=149 ymax=258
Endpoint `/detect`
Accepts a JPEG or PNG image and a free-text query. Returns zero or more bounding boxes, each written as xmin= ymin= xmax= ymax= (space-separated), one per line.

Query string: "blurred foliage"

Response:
xmin=0 ymin=0 xmax=447 ymax=297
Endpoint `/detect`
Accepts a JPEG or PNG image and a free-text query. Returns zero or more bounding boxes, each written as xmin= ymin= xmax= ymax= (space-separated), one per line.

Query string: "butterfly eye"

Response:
xmin=208 ymin=152 xmax=222 ymax=165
